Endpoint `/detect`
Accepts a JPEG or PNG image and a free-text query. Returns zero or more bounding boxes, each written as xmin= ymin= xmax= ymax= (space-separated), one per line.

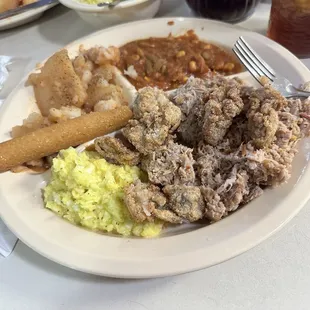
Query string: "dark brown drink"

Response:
xmin=186 ymin=0 xmax=261 ymax=23
xmin=267 ymin=0 xmax=310 ymax=58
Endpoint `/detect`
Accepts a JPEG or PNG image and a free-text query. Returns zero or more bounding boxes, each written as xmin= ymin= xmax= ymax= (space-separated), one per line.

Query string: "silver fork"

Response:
xmin=233 ymin=36 xmax=310 ymax=98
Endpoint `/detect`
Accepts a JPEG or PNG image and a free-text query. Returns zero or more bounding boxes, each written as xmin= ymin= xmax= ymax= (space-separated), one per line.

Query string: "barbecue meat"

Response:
xmin=153 ymin=208 xmax=184 ymax=224
xmin=123 ymin=87 xmax=182 ymax=154
xmin=163 ymin=185 xmax=204 ymax=222
xmin=94 ymin=136 xmax=140 ymax=166
xmin=123 ymin=120 xmax=169 ymax=155
xmin=124 ymin=180 xmax=166 ymax=223
xmin=132 ymin=87 xmax=181 ymax=131
xmin=120 ymin=78 xmax=310 ymax=225
xmin=200 ymin=186 xmax=226 ymax=222
xmin=171 ymin=76 xmax=244 ymax=146
xmin=216 ymin=167 xmax=250 ymax=213
xmin=124 ymin=180 xmax=184 ymax=224
xmin=142 ymin=140 xmax=195 ymax=186
xmin=202 ymin=78 xmax=244 ymax=146
xmin=168 ymin=76 xmax=210 ymax=117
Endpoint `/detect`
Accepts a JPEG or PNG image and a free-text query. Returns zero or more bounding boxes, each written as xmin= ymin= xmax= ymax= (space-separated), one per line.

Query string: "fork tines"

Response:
xmin=233 ymin=36 xmax=276 ymax=85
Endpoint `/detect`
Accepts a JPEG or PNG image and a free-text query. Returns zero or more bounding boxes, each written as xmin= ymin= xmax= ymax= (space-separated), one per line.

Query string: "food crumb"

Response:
xmin=260 ymin=76 xmax=270 ymax=86
xmin=168 ymin=21 xmax=175 ymax=26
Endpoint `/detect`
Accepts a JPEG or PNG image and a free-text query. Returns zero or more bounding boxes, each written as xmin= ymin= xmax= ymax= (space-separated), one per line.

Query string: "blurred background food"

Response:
xmin=0 ymin=0 xmax=38 ymax=14
xmin=58 ymin=0 xmax=161 ymax=28
xmin=0 ymin=0 xmax=19 ymax=13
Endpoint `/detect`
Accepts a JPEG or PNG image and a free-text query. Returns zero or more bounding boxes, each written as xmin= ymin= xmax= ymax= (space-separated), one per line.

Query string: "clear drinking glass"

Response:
xmin=267 ymin=0 xmax=310 ymax=58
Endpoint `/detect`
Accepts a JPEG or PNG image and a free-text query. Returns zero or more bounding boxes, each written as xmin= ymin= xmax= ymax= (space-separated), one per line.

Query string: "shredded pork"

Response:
xmin=123 ymin=87 xmax=182 ymax=154
xmin=141 ymin=140 xmax=195 ymax=186
xmin=124 ymin=180 xmax=166 ymax=223
xmin=118 ymin=77 xmax=310 ymax=224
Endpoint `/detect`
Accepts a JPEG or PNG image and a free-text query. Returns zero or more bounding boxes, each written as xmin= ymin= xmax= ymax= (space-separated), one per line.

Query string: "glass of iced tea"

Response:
xmin=268 ymin=0 xmax=310 ymax=58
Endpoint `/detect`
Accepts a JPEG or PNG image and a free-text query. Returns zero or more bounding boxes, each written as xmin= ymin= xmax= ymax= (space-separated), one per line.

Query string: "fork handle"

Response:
xmin=287 ymin=88 xmax=310 ymax=98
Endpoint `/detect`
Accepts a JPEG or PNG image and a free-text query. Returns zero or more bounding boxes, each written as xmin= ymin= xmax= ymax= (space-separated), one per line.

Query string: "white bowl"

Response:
xmin=59 ymin=0 xmax=162 ymax=28
xmin=0 ymin=2 xmax=58 ymax=31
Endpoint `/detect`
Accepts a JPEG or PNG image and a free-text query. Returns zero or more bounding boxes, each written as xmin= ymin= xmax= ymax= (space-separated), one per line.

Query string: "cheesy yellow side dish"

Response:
xmin=44 ymin=148 xmax=163 ymax=237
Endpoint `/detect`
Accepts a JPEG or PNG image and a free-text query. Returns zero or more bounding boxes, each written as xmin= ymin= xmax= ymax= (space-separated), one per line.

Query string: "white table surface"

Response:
xmin=1 ymin=1 xmax=310 ymax=310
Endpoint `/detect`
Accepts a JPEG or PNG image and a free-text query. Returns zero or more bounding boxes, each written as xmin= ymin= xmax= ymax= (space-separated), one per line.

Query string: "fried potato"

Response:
xmin=0 ymin=0 xmax=19 ymax=13
xmin=93 ymin=64 xmax=115 ymax=82
xmin=22 ymin=0 xmax=37 ymax=4
xmin=11 ymin=112 xmax=49 ymax=138
xmin=28 ymin=50 xmax=87 ymax=116
xmin=87 ymin=74 xmax=125 ymax=109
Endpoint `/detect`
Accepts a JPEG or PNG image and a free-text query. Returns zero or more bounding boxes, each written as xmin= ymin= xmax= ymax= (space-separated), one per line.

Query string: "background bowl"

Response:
xmin=58 ymin=0 xmax=162 ymax=28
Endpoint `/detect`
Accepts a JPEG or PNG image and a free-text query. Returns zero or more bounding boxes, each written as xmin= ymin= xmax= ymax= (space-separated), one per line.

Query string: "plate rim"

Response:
xmin=1 ymin=17 xmax=310 ymax=278
xmin=0 ymin=2 xmax=58 ymax=30
xmin=59 ymin=0 xmax=151 ymax=12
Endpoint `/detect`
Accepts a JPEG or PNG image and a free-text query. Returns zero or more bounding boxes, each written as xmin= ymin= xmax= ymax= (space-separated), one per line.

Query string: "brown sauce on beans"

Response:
xmin=118 ymin=30 xmax=243 ymax=90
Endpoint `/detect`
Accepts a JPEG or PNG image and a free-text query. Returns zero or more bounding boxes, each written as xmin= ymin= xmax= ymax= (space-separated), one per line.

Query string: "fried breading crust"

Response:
xmin=94 ymin=136 xmax=140 ymax=166
xmin=28 ymin=50 xmax=87 ymax=116
xmin=0 ymin=107 xmax=132 ymax=172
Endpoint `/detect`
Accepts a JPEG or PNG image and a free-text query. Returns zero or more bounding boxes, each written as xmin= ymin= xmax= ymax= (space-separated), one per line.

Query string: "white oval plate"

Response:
xmin=0 ymin=2 xmax=58 ymax=31
xmin=1 ymin=17 xmax=310 ymax=278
